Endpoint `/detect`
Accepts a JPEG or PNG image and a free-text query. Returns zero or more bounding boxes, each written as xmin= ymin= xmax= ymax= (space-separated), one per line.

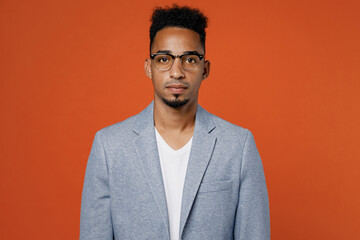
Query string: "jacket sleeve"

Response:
xmin=234 ymin=131 xmax=270 ymax=240
xmin=80 ymin=131 xmax=114 ymax=240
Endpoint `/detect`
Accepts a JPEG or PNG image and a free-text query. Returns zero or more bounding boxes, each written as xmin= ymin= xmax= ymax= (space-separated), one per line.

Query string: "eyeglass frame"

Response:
xmin=150 ymin=51 xmax=205 ymax=71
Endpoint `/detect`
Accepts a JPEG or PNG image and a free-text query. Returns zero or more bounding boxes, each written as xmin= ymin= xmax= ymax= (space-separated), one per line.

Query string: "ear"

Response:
xmin=144 ymin=58 xmax=152 ymax=79
xmin=202 ymin=60 xmax=210 ymax=80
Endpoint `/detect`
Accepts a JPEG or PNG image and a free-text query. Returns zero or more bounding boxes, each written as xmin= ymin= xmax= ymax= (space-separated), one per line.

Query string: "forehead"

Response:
xmin=151 ymin=27 xmax=204 ymax=53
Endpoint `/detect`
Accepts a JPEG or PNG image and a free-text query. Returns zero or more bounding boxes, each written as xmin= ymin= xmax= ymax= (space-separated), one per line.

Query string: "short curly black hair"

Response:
xmin=149 ymin=4 xmax=208 ymax=52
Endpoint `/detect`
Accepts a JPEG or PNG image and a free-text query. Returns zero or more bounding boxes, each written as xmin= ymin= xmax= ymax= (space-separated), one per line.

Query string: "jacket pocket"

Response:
xmin=198 ymin=180 xmax=232 ymax=193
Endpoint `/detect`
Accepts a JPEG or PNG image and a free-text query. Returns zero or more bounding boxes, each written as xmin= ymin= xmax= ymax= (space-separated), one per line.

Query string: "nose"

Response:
xmin=169 ymin=57 xmax=185 ymax=79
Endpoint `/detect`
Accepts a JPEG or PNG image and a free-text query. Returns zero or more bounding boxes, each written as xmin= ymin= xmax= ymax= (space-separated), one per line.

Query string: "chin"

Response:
xmin=162 ymin=97 xmax=190 ymax=108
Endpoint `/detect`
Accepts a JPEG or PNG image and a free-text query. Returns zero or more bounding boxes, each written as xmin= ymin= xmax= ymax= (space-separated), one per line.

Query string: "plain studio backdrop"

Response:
xmin=0 ymin=0 xmax=359 ymax=239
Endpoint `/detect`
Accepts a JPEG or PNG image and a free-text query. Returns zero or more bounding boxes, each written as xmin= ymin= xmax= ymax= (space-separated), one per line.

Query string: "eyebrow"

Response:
xmin=153 ymin=50 xmax=204 ymax=55
xmin=183 ymin=51 xmax=203 ymax=55
xmin=154 ymin=50 xmax=171 ymax=54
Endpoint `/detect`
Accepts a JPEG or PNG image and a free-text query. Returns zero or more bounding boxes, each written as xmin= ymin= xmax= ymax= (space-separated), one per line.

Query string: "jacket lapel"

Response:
xmin=179 ymin=105 xmax=217 ymax=237
xmin=132 ymin=102 xmax=170 ymax=239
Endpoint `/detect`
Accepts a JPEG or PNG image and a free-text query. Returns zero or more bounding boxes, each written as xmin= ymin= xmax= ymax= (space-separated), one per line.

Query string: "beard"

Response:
xmin=162 ymin=95 xmax=190 ymax=108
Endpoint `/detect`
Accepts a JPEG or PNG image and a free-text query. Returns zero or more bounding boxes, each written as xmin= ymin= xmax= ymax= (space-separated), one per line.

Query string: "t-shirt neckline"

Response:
xmin=155 ymin=127 xmax=193 ymax=154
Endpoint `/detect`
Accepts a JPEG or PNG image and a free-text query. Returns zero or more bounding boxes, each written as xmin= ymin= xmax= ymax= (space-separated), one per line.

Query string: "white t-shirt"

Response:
xmin=155 ymin=128 xmax=193 ymax=240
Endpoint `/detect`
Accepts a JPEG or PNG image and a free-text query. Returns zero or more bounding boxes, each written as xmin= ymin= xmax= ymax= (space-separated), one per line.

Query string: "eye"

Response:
xmin=183 ymin=55 xmax=199 ymax=64
xmin=155 ymin=55 xmax=171 ymax=63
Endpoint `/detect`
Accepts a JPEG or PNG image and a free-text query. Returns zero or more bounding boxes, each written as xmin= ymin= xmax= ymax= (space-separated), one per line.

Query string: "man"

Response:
xmin=80 ymin=5 xmax=270 ymax=240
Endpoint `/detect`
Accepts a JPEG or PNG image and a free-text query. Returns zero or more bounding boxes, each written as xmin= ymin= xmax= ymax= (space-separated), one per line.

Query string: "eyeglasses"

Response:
xmin=150 ymin=52 xmax=204 ymax=71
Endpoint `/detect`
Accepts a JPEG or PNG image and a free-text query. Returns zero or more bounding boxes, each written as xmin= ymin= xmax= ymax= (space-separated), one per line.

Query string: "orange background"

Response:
xmin=1 ymin=0 xmax=359 ymax=239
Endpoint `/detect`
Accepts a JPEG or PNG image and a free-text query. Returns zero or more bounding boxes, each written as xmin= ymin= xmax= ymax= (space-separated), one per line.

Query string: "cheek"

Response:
xmin=192 ymin=74 xmax=205 ymax=89
xmin=151 ymin=74 xmax=166 ymax=90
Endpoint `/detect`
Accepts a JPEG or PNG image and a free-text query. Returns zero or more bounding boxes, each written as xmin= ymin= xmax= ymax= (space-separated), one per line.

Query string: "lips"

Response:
xmin=166 ymin=84 xmax=187 ymax=94
xmin=166 ymin=84 xmax=187 ymax=89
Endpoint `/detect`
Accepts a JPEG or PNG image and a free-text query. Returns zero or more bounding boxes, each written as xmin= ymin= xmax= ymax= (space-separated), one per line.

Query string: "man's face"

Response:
xmin=145 ymin=27 xmax=210 ymax=109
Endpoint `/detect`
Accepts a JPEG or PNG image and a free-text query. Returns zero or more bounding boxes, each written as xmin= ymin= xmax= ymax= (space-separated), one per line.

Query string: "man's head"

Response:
xmin=145 ymin=5 xmax=210 ymax=109
xmin=149 ymin=5 xmax=208 ymax=53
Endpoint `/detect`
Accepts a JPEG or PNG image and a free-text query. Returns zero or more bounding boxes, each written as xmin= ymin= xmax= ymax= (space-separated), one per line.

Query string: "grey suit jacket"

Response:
xmin=80 ymin=102 xmax=270 ymax=240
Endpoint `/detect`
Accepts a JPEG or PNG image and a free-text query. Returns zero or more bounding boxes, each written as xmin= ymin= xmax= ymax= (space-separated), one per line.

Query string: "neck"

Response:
xmin=153 ymin=97 xmax=197 ymax=132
